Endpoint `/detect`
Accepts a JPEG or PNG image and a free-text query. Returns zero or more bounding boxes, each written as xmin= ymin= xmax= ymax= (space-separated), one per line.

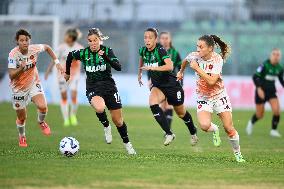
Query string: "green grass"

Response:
xmin=0 ymin=102 xmax=283 ymax=189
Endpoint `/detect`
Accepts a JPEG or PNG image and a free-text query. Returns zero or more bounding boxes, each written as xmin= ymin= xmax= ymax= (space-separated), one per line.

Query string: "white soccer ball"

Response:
xmin=59 ymin=137 xmax=80 ymax=157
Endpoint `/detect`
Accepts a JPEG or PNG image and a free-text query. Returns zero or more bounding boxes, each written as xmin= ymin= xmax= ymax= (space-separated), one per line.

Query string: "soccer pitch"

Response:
xmin=0 ymin=102 xmax=283 ymax=189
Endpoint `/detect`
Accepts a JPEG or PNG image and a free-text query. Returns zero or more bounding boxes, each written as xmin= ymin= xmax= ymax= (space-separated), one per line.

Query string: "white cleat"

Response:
xmin=191 ymin=134 xmax=199 ymax=146
xmin=124 ymin=142 xmax=136 ymax=155
xmin=246 ymin=120 xmax=254 ymax=136
xmin=270 ymin=129 xmax=282 ymax=138
xmin=164 ymin=134 xmax=175 ymax=146
xmin=104 ymin=125 xmax=112 ymax=144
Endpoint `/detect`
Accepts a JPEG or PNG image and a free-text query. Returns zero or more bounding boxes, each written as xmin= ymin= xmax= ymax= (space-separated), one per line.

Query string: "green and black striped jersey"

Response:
xmin=167 ymin=47 xmax=182 ymax=74
xmin=139 ymin=44 xmax=177 ymax=87
xmin=253 ymin=59 xmax=284 ymax=91
xmin=68 ymin=45 xmax=119 ymax=88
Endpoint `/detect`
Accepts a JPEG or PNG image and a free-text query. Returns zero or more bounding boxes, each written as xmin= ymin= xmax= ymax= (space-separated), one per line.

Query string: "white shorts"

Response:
xmin=11 ymin=82 xmax=44 ymax=110
xmin=58 ymin=73 xmax=80 ymax=92
xmin=196 ymin=90 xmax=232 ymax=114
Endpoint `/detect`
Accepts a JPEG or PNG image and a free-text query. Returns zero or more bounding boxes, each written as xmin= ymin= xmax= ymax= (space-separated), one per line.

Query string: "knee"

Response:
xmin=199 ymin=121 xmax=211 ymax=132
xmin=38 ymin=105 xmax=48 ymax=113
xmin=176 ymin=111 xmax=185 ymax=118
xmin=256 ymin=112 xmax=264 ymax=119
xmin=94 ymin=106 xmax=105 ymax=113
xmin=17 ymin=115 xmax=27 ymax=124
xmin=61 ymin=93 xmax=67 ymax=100
xmin=112 ymin=116 xmax=123 ymax=127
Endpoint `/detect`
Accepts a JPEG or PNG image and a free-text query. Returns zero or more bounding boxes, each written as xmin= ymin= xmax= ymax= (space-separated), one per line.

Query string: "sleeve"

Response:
xmin=103 ymin=47 xmax=121 ymax=71
xmin=278 ymin=69 xmax=284 ymax=87
xmin=139 ymin=47 xmax=144 ymax=57
xmin=253 ymin=64 xmax=265 ymax=87
xmin=185 ymin=52 xmax=198 ymax=63
xmin=175 ymin=52 xmax=182 ymax=68
xmin=71 ymin=49 xmax=83 ymax=61
xmin=8 ymin=55 xmax=17 ymax=69
xmin=158 ymin=47 xmax=170 ymax=60
xmin=65 ymin=52 xmax=74 ymax=75
xmin=35 ymin=44 xmax=45 ymax=53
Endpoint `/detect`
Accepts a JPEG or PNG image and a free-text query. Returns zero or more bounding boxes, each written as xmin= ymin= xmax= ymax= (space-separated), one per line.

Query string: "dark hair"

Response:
xmin=145 ymin=27 xmax=159 ymax=38
xmin=199 ymin=34 xmax=230 ymax=60
xmin=66 ymin=28 xmax=81 ymax=42
xmin=88 ymin=28 xmax=109 ymax=40
xmin=159 ymin=31 xmax=172 ymax=47
xmin=15 ymin=29 xmax=31 ymax=41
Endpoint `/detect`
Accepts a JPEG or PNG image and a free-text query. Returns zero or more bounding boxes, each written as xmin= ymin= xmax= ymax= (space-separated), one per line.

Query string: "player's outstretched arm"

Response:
xmin=141 ymin=58 xmax=173 ymax=72
xmin=43 ymin=45 xmax=64 ymax=75
xmin=278 ymin=70 xmax=284 ymax=87
xmin=176 ymin=59 xmax=188 ymax=81
xmin=138 ymin=57 xmax=143 ymax=86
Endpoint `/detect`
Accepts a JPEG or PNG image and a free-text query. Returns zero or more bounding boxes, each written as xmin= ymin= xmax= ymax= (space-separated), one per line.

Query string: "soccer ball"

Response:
xmin=59 ymin=137 xmax=80 ymax=157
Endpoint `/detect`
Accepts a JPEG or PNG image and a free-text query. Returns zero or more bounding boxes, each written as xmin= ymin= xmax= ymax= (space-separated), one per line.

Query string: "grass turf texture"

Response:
xmin=0 ymin=102 xmax=283 ymax=189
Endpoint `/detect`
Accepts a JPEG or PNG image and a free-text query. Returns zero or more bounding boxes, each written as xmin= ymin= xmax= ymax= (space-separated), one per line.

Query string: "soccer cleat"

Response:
xmin=70 ymin=115 xmax=78 ymax=126
xmin=18 ymin=135 xmax=28 ymax=147
xmin=104 ymin=125 xmax=112 ymax=144
xmin=164 ymin=134 xmax=175 ymax=146
xmin=191 ymin=134 xmax=199 ymax=146
xmin=213 ymin=128 xmax=221 ymax=147
xmin=234 ymin=151 xmax=246 ymax=163
xmin=124 ymin=142 xmax=136 ymax=155
xmin=63 ymin=119 xmax=70 ymax=127
xmin=246 ymin=120 xmax=254 ymax=135
xmin=270 ymin=129 xmax=282 ymax=138
xmin=39 ymin=121 xmax=51 ymax=136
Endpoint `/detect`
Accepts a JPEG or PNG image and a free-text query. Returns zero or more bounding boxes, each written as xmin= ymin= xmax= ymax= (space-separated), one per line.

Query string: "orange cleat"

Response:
xmin=19 ymin=136 xmax=28 ymax=147
xmin=39 ymin=121 xmax=51 ymax=136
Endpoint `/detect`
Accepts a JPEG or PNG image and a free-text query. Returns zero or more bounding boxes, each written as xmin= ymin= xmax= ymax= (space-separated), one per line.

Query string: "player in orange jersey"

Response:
xmin=45 ymin=28 xmax=83 ymax=127
xmin=8 ymin=29 xmax=64 ymax=147
xmin=177 ymin=35 xmax=245 ymax=162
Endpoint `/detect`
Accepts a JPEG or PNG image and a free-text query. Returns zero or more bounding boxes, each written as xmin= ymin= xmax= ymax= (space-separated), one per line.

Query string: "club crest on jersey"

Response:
xmin=86 ymin=65 xmax=107 ymax=72
xmin=30 ymin=55 xmax=34 ymax=60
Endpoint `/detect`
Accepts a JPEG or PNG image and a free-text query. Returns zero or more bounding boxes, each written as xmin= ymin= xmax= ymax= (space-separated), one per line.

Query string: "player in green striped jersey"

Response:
xmin=158 ymin=31 xmax=182 ymax=131
xmin=65 ymin=28 xmax=136 ymax=154
xmin=246 ymin=48 xmax=284 ymax=137
xmin=138 ymin=28 xmax=198 ymax=146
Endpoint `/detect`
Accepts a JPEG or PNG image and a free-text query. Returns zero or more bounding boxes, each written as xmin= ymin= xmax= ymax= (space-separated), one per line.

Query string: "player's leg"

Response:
xmin=269 ymin=97 xmax=281 ymax=137
xmin=218 ymin=111 xmax=245 ymax=162
xmin=149 ymin=87 xmax=174 ymax=145
xmin=69 ymin=77 xmax=79 ymax=126
xmin=174 ymin=104 xmax=198 ymax=145
xmin=109 ymin=108 xmax=136 ymax=154
xmin=32 ymin=93 xmax=51 ymax=136
xmin=160 ymin=100 xmax=174 ymax=129
xmin=90 ymin=95 xmax=112 ymax=144
xmin=60 ymin=91 xmax=70 ymax=127
xmin=16 ymin=108 xmax=28 ymax=147
xmin=70 ymin=90 xmax=78 ymax=126
xmin=246 ymin=90 xmax=265 ymax=135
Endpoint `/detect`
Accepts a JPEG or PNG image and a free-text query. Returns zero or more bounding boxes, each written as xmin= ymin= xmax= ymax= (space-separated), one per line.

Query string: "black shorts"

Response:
xmin=152 ymin=83 xmax=184 ymax=106
xmin=86 ymin=83 xmax=122 ymax=110
xmin=255 ymin=89 xmax=277 ymax=104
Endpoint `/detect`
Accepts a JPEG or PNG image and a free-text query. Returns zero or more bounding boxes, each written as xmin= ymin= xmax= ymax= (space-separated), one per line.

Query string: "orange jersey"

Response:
xmin=56 ymin=42 xmax=83 ymax=77
xmin=185 ymin=52 xmax=224 ymax=99
xmin=8 ymin=44 xmax=45 ymax=92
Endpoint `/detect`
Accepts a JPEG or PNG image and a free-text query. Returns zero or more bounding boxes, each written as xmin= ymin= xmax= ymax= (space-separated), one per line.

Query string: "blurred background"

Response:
xmin=0 ymin=0 xmax=283 ymax=107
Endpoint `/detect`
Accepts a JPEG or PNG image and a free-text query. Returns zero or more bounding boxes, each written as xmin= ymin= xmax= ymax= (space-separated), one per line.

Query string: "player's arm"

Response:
xmin=278 ymin=70 xmax=284 ymax=87
xmin=138 ymin=57 xmax=144 ymax=86
xmin=190 ymin=60 xmax=220 ymax=86
xmin=176 ymin=59 xmax=188 ymax=81
xmin=7 ymin=56 xmax=25 ymax=80
xmin=42 ymin=44 xmax=64 ymax=75
xmin=252 ymin=64 xmax=265 ymax=88
xmin=99 ymin=48 xmax=121 ymax=71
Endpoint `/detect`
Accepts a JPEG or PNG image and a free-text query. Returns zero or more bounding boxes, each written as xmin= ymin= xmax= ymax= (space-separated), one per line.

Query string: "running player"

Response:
xmin=177 ymin=35 xmax=245 ymax=162
xmin=158 ymin=31 xmax=182 ymax=130
xmin=65 ymin=28 xmax=136 ymax=155
xmin=138 ymin=28 xmax=198 ymax=146
xmin=246 ymin=48 xmax=283 ymax=137
xmin=45 ymin=28 xmax=83 ymax=127
xmin=8 ymin=29 xmax=64 ymax=147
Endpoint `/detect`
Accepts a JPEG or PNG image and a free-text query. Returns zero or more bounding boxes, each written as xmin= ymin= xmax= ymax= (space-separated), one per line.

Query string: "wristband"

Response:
xmin=54 ymin=59 xmax=60 ymax=65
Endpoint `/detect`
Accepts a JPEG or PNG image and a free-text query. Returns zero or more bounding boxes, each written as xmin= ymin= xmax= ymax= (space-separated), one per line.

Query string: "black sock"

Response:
xmin=96 ymin=111 xmax=109 ymax=127
xmin=251 ymin=114 xmax=258 ymax=124
xmin=272 ymin=115 xmax=280 ymax=130
xmin=182 ymin=111 xmax=197 ymax=135
xmin=117 ymin=122 xmax=129 ymax=143
xmin=164 ymin=109 xmax=173 ymax=129
xmin=150 ymin=104 xmax=172 ymax=135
